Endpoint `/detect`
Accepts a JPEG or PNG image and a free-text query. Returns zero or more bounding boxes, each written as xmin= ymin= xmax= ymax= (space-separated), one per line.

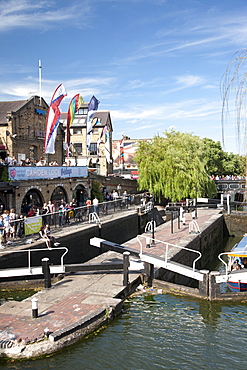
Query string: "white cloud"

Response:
xmin=0 ymin=0 xmax=92 ymax=31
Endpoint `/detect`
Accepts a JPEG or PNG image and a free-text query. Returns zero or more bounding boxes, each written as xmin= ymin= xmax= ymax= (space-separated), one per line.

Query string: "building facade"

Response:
xmin=0 ymin=96 xmax=64 ymax=165
xmin=60 ymin=104 xmax=113 ymax=176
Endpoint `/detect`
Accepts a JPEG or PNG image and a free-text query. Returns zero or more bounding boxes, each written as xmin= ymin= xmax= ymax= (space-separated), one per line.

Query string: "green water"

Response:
xmin=1 ymin=293 xmax=247 ymax=369
xmin=0 ymin=236 xmax=246 ymax=369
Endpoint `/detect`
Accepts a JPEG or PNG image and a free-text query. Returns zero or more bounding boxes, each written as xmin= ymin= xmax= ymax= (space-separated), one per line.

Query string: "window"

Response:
xmin=29 ymin=145 xmax=37 ymax=161
xmin=89 ymin=142 xmax=97 ymax=155
xmin=77 ymin=108 xmax=88 ymax=115
xmin=73 ymin=128 xmax=82 ymax=135
xmin=73 ymin=143 xmax=82 ymax=155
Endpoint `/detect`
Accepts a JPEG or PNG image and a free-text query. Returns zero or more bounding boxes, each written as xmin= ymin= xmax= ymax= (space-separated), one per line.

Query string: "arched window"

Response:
xmin=51 ymin=186 xmax=67 ymax=207
xmin=21 ymin=189 xmax=43 ymax=215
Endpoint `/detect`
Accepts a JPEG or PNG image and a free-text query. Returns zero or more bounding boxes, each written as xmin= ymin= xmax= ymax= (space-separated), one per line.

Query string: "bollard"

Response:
xmin=171 ymin=212 xmax=174 ymax=233
xmin=42 ymin=257 xmax=51 ymax=289
xmin=192 ymin=210 xmax=196 ymax=219
xmin=31 ymin=297 xmax=38 ymax=319
xmin=123 ymin=251 xmax=130 ymax=286
xmin=146 ymin=236 xmax=151 ymax=248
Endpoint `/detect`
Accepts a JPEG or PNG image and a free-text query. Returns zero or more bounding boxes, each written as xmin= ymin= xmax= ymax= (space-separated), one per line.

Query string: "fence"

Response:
xmin=7 ymin=196 xmax=142 ymax=241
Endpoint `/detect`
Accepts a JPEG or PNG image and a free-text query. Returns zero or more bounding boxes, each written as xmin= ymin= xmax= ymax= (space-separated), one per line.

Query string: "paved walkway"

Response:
xmin=123 ymin=208 xmax=222 ymax=258
xmin=0 ymin=251 xmax=141 ymax=358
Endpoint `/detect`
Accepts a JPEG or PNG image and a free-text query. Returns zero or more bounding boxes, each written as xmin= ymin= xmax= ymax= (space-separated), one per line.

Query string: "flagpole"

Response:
xmin=38 ymin=60 xmax=42 ymax=106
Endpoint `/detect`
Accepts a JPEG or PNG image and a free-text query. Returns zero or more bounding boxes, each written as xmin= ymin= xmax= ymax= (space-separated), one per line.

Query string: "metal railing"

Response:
xmin=8 ymin=196 xmax=140 ymax=240
xmin=137 ymin=235 xmax=202 ymax=272
xmin=0 ymin=246 xmax=68 ymax=277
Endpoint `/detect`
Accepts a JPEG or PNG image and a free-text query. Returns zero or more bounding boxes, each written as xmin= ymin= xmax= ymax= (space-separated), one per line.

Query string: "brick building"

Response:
xmin=0 ymin=95 xmax=64 ymax=165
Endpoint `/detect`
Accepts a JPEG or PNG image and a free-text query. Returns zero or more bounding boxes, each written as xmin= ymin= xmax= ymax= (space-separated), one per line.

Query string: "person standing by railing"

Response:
xmin=93 ymin=197 xmax=99 ymax=215
xmin=0 ymin=215 xmax=5 ymax=249
xmin=86 ymin=198 xmax=91 ymax=217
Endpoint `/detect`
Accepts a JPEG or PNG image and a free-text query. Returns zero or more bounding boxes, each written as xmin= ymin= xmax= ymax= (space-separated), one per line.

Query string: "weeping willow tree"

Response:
xmin=221 ymin=49 xmax=247 ymax=200
xmin=134 ymin=130 xmax=216 ymax=202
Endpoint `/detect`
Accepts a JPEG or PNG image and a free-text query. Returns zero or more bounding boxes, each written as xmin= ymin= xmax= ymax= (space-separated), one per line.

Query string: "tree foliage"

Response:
xmin=134 ymin=130 xmax=216 ymax=202
xmin=202 ymin=138 xmax=245 ymax=176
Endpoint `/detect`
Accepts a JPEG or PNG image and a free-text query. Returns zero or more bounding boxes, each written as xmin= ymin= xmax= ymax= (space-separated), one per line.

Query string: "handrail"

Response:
xmin=144 ymin=220 xmax=156 ymax=233
xmin=218 ymin=250 xmax=247 ymax=281
xmin=137 ymin=235 xmax=202 ymax=272
xmin=189 ymin=220 xmax=200 ymax=234
xmin=89 ymin=212 xmax=101 ymax=224
xmin=0 ymin=247 xmax=68 ymax=273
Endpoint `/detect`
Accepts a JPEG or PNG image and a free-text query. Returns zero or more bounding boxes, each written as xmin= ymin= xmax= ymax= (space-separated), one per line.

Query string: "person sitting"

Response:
xmin=231 ymin=260 xmax=242 ymax=271
xmin=44 ymin=224 xmax=60 ymax=248
xmin=39 ymin=225 xmax=51 ymax=249
xmin=241 ymin=257 xmax=247 ymax=268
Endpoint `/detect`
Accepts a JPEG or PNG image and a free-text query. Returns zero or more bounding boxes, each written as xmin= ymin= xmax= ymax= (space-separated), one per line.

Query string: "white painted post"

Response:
xmin=31 ymin=297 xmax=38 ymax=318
xmin=227 ymin=194 xmax=231 ymax=214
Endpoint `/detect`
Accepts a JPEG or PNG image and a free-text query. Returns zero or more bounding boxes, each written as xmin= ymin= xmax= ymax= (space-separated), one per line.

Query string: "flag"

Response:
xmin=120 ymin=137 xmax=124 ymax=168
xmin=86 ymin=95 xmax=100 ymax=148
xmin=65 ymin=94 xmax=84 ymax=157
xmin=44 ymin=84 xmax=67 ymax=154
xmin=97 ymin=125 xmax=108 ymax=156
xmin=105 ymin=130 xmax=111 ymax=164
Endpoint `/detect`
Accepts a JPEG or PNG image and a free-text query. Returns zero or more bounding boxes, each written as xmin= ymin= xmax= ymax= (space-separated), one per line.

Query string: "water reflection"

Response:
xmin=198 ymin=301 xmax=222 ymax=326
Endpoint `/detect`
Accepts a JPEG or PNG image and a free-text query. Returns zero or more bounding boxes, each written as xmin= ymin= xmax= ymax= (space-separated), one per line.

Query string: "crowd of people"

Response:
xmin=211 ymin=175 xmax=246 ymax=180
xmin=0 ymin=189 xmax=134 ymax=249
xmin=0 ymin=155 xmax=75 ymax=167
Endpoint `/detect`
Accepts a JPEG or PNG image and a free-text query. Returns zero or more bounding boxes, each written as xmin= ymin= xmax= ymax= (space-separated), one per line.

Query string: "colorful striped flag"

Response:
xmin=65 ymin=94 xmax=84 ymax=157
xmin=44 ymin=84 xmax=67 ymax=154
xmin=120 ymin=137 xmax=124 ymax=167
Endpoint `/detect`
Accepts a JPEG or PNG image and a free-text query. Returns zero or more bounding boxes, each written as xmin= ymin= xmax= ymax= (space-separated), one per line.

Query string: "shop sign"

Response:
xmin=8 ymin=166 xmax=88 ymax=181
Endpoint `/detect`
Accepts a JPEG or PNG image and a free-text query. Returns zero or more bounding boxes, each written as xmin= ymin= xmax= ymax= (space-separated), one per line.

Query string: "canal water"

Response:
xmin=1 ymin=236 xmax=247 ymax=369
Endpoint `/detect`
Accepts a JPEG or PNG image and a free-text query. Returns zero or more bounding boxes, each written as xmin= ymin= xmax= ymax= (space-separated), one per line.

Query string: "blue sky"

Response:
xmin=1 ymin=0 xmax=247 ymax=155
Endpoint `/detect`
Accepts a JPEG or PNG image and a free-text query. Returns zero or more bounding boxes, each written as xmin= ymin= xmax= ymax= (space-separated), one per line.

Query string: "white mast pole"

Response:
xmin=38 ymin=60 xmax=42 ymax=106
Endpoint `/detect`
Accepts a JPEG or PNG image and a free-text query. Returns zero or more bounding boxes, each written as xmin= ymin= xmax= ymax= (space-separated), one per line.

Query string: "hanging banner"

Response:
xmin=8 ymin=166 xmax=88 ymax=181
xmin=24 ymin=216 xmax=42 ymax=236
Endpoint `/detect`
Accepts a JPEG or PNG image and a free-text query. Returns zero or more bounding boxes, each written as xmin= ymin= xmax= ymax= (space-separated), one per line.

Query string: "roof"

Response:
xmin=0 ymin=100 xmax=27 ymax=124
xmin=228 ymin=235 xmax=247 ymax=257
xmin=60 ymin=110 xmax=113 ymax=131
xmin=0 ymin=96 xmax=48 ymax=124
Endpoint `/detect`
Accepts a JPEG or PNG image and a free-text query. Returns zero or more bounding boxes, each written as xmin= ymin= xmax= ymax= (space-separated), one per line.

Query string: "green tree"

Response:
xmin=202 ymin=138 xmax=225 ymax=175
xmin=134 ymin=130 xmax=216 ymax=202
xmin=91 ymin=180 xmax=104 ymax=202
xmin=202 ymin=138 xmax=245 ymax=176
xmin=221 ymin=152 xmax=245 ymax=176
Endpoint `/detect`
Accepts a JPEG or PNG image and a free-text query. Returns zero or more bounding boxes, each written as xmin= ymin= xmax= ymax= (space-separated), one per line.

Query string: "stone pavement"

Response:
xmin=0 ymin=251 xmax=141 ymax=359
xmin=123 ymin=208 xmax=222 ymax=258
